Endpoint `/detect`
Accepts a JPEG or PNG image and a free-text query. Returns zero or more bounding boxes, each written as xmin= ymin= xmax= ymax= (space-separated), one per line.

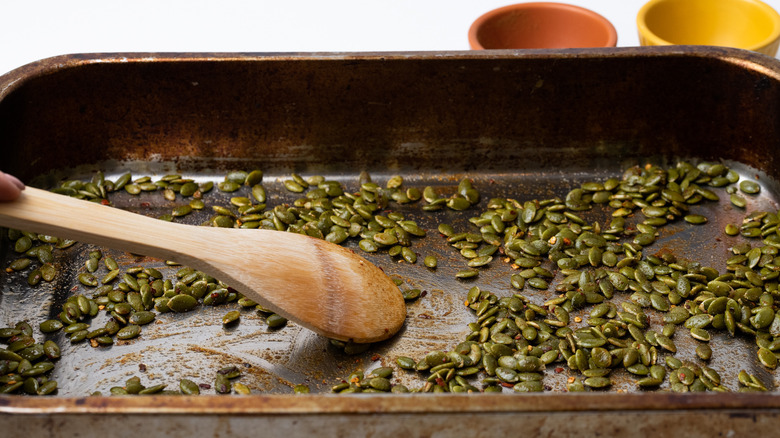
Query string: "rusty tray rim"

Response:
xmin=2 ymin=392 xmax=780 ymax=415
xmin=3 ymin=46 xmax=780 ymax=415
xmin=3 ymin=45 xmax=780 ymax=101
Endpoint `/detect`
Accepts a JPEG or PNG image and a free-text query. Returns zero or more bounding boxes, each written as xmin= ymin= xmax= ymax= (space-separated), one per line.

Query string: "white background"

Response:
xmin=2 ymin=0 xmax=780 ymax=75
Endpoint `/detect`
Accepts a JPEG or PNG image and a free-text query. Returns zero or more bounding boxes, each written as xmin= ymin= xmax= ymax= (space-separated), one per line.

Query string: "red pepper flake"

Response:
xmin=435 ymin=377 xmax=445 ymax=387
xmin=555 ymin=367 xmax=564 ymax=374
xmin=371 ymin=354 xmax=381 ymax=361
xmin=417 ymin=313 xmax=432 ymax=319
xmin=140 ymin=202 xmax=151 ymax=207
xmin=499 ymin=382 xmax=515 ymax=388
xmin=100 ymin=199 xmax=110 ymax=205
xmin=421 ymin=290 xmax=428 ymax=298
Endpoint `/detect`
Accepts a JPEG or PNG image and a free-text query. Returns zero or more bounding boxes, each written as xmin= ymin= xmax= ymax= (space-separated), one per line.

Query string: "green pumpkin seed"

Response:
xmin=467 ymin=255 xmax=492 ymax=268
xmin=244 ymin=170 xmax=263 ymax=186
xmin=456 ymin=269 xmax=479 ymax=279
xmin=129 ymin=311 xmax=156 ymax=325
xmin=447 ymin=197 xmax=471 ymax=211
xmin=677 ymin=367 xmax=695 ymax=386
xmin=402 ymin=289 xmax=422 ymax=301
xmin=739 ymin=180 xmax=761 ymax=195
xmin=217 ymin=181 xmax=241 ymax=193
xmin=266 ymin=313 xmax=287 ymax=328
xmin=95 ymin=336 xmax=114 ymax=346
xmin=179 ymin=379 xmax=200 ymax=395
xmin=527 ymin=277 xmax=548 ymax=289
xmin=655 ymin=334 xmax=676 ymax=353
xmin=167 ymin=294 xmax=198 ymax=312
xmin=172 ymin=205 xmax=193 ymax=217
xmin=758 ymin=347 xmax=778 ymax=369
xmin=117 ymin=325 xmax=142 ymax=340
xmin=730 ymin=193 xmax=747 ymax=208
xmin=690 ymin=327 xmax=711 ymax=342
xmin=696 ymin=343 xmax=713 ymax=361
xmin=69 ymin=330 xmax=88 ymax=343
xmin=283 ymin=180 xmax=305 ymax=193
xmin=684 ymin=214 xmax=707 ymax=225
xmin=138 ymin=384 xmax=166 ymax=395
xmin=8 ymin=257 xmax=31 ymax=271
xmin=400 ymin=247 xmax=417 ymax=264
xmin=26 ymin=269 xmax=42 ymax=286
xmin=583 ymin=377 xmax=611 ymax=389
xmin=222 ymin=310 xmax=240 ymax=325
xmin=39 ymin=319 xmax=63 ymax=333
xmin=78 ymin=272 xmax=98 ymax=287
xmin=637 ymin=377 xmax=663 ymax=387
xmin=36 ymin=380 xmax=57 ymax=396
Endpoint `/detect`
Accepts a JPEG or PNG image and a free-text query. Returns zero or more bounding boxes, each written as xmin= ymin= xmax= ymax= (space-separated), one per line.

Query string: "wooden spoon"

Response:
xmin=0 ymin=187 xmax=406 ymax=343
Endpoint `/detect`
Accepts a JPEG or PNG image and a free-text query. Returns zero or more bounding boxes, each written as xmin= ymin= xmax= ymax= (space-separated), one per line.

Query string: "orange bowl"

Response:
xmin=469 ymin=2 xmax=617 ymax=50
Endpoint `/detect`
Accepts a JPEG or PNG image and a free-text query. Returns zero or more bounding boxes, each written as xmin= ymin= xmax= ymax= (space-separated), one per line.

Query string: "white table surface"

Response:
xmin=2 ymin=0 xmax=780 ymax=76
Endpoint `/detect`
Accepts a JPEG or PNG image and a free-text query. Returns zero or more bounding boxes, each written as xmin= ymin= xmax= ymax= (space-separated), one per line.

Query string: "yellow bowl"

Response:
xmin=637 ymin=0 xmax=780 ymax=56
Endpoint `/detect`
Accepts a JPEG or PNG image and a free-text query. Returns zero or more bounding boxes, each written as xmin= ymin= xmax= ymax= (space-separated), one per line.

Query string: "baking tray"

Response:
xmin=2 ymin=47 xmax=780 ymax=436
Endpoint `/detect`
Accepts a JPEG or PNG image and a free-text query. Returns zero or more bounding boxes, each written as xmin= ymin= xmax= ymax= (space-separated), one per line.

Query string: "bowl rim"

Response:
xmin=636 ymin=0 xmax=780 ymax=52
xmin=467 ymin=2 xmax=618 ymax=50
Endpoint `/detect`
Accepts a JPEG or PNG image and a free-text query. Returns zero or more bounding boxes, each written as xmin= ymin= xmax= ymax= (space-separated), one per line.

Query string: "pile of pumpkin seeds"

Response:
xmin=2 ymin=160 xmax=779 ymax=395
xmin=335 ymin=162 xmax=777 ymax=393
xmin=0 ymin=321 xmax=59 ymax=395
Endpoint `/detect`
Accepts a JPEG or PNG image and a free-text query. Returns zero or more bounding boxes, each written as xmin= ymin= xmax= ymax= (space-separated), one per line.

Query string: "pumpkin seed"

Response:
xmin=739 ymin=180 xmax=761 ymax=195
xmin=696 ymin=343 xmax=713 ymax=361
xmin=167 ymin=294 xmax=198 ymax=312
xmin=690 ymin=327 xmax=711 ymax=342
xmin=684 ymin=214 xmax=708 ymax=225
xmin=39 ymin=320 xmax=63 ymax=333
xmin=266 ymin=313 xmax=287 ymax=328
xmin=128 ymin=311 xmax=156 ymax=325
xmin=758 ymin=347 xmax=778 ymax=369
xmin=117 ymin=325 xmax=142 ymax=340
xmin=456 ymin=269 xmax=479 ymax=279
xmin=583 ymin=376 xmax=611 ymax=389
xmin=179 ymin=379 xmax=200 ymax=395
xmin=222 ymin=310 xmax=240 ymax=325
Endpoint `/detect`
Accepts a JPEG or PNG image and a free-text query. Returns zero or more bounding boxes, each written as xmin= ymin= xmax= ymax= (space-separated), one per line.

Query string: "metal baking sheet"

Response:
xmin=2 ymin=47 xmax=780 ymax=436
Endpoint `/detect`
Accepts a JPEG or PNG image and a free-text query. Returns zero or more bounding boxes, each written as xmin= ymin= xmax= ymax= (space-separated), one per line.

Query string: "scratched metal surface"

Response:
xmin=0 ymin=48 xmax=780 ymax=407
xmin=0 ymin=162 xmax=775 ymax=395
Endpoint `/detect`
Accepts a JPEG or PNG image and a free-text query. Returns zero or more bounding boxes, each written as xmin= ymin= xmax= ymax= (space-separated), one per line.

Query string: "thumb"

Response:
xmin=0 ymin=171 xmax=25 ymax=201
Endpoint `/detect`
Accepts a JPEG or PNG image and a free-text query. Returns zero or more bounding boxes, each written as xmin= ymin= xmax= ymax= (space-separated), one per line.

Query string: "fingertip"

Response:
xmin=0 ymin=171 xmax=24 ymax=201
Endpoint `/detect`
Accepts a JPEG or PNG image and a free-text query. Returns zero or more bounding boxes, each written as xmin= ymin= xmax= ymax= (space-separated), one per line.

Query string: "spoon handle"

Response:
xmin=0 ymin=186 xmax=195 ymax=262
